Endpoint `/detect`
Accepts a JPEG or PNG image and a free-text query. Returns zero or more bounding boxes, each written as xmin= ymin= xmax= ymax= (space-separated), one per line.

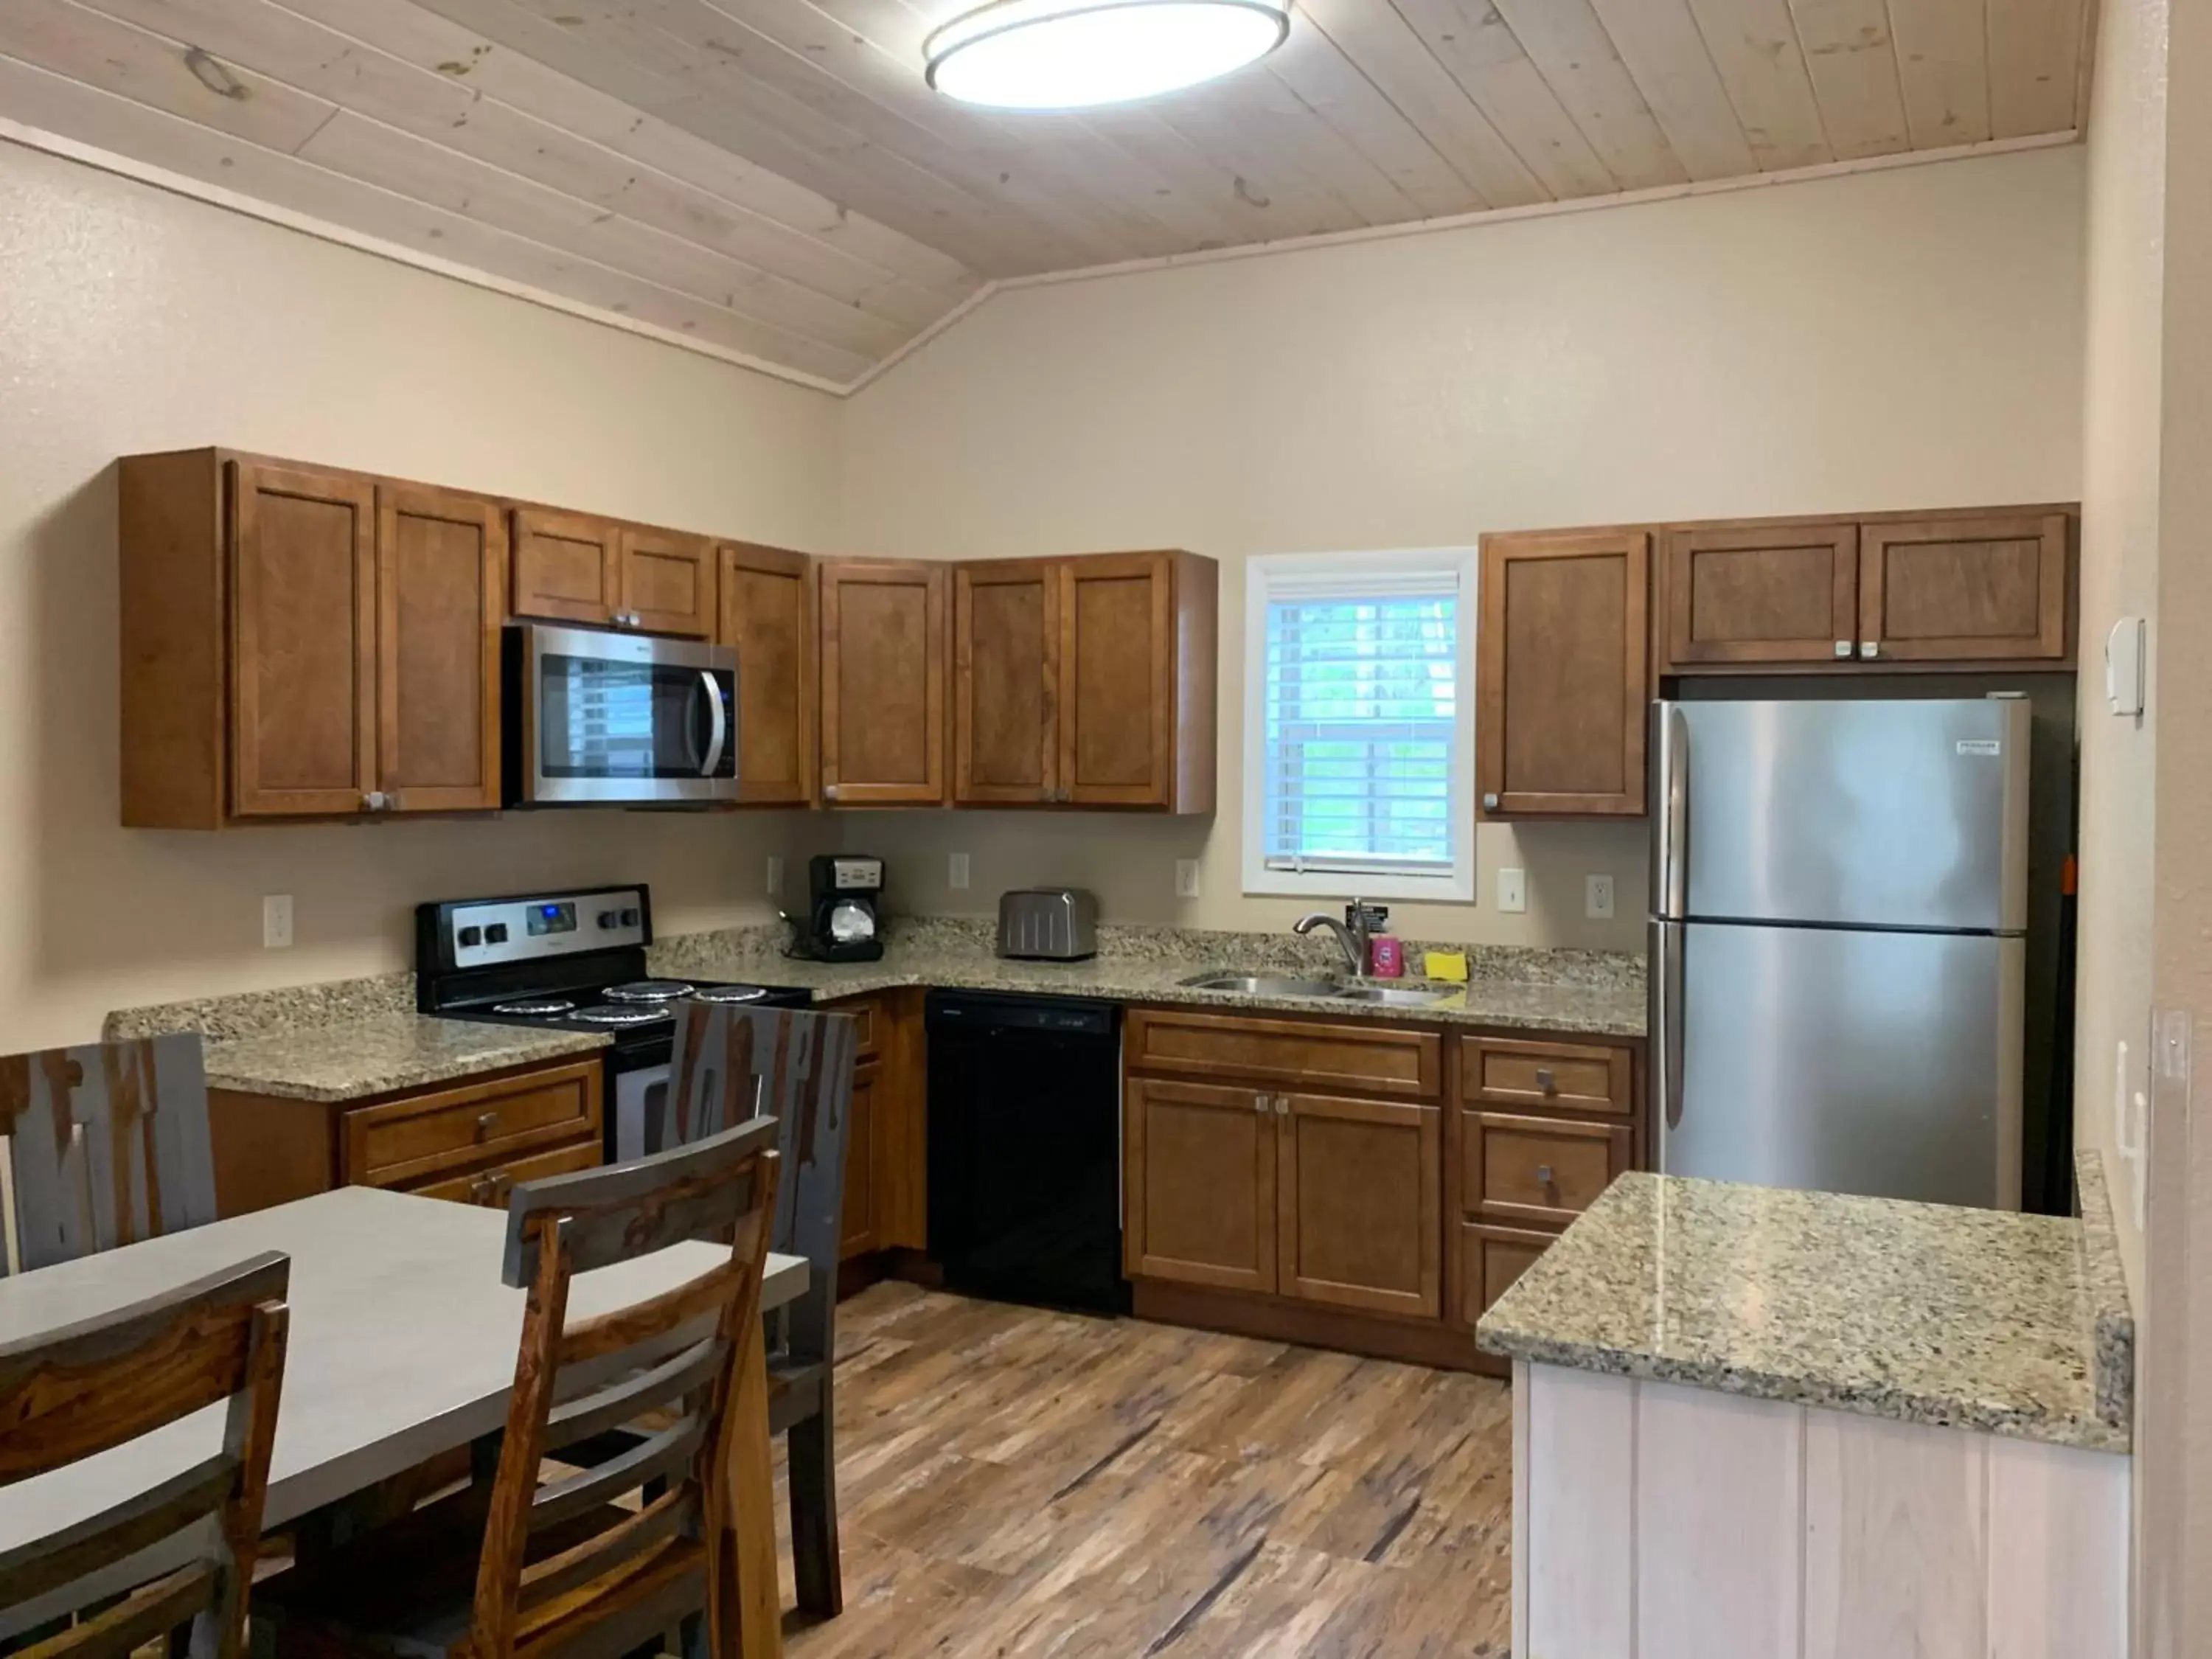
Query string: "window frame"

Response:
xmin=1240 ymin=547 xmax=1479 ymax=903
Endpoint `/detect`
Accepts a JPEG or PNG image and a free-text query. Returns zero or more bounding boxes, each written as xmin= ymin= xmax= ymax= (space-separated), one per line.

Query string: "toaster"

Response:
xmin=997 ymin=888 xmax=1099 ymax=961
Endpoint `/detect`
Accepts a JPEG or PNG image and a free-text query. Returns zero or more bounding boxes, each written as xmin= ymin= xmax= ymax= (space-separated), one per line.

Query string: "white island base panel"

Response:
xmin=1512 ymin=1360 xmax=2131 ymax=1659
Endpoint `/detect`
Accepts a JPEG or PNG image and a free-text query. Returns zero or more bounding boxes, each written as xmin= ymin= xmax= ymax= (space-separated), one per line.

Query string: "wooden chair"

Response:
xmin=0 ymin=1251 xmax=289 ymax=1658
xmin=254 ymin=1118 xmax=781 ymax=1659
xmin=662 ymin=1004 xmax=858 ymax=1619
xmin=0 ymin=1037 xmax=218 ymax=1274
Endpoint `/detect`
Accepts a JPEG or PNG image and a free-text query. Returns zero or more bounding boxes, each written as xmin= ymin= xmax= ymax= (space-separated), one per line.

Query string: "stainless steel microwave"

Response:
xmin=504 ymin=622 xmax=739 ymax=806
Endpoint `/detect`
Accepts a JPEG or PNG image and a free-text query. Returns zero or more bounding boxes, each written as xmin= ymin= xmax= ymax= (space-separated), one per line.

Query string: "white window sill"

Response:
xmin=1242 ymin=866 xmax=1476 ymax=903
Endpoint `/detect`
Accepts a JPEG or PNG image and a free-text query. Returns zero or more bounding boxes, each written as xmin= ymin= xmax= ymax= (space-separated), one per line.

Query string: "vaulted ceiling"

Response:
xmin=0 ymin=0 xmax=2093 ymax=389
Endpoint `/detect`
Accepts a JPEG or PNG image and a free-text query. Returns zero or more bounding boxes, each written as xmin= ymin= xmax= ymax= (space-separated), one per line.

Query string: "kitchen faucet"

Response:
xmin=1293 ymin=900 xmax=1371 ymax=977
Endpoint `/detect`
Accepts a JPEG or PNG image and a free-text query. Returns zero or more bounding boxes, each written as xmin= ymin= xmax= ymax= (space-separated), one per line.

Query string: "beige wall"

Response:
xmin=838 ymin=147 xmax=2087 ymax=948
xmin=0 ymin=139 xmax=838 ymax=1049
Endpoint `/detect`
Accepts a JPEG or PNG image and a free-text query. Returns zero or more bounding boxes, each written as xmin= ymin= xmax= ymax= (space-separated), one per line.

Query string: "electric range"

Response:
xmin=416 ymin=884 xmax=813 ymax=1163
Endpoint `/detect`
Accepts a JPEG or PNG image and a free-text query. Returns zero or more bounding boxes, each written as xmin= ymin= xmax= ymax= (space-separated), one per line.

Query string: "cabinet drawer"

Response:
xmin=1460 ymin=1035 xmax=1632 ymax=1117
xmin=1461 ymin=1222 xmax=1557 ymax=1326
xmin=408 ymin=1138 xmax=601 ymax=1206
xmin=344 ymin=1059 xmax=602 ymax=1186
xmin=1464 ymin=1112 xmax=1629 ymax=1228
xmin=1127 ymin=1008 xmax=1442 ymax=1101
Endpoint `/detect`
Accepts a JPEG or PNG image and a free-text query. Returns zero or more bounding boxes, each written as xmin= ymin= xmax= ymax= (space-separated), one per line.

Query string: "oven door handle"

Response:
xmin=698 ymin=669 xmax=727 ymax=778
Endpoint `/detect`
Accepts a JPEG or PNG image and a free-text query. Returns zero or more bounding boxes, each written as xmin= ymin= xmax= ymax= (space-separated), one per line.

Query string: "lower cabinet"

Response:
xmin=1458 ymin=1222 xmax=1557 ymax=1326
xmin=824 ymin=989 xmax=926 ymax=1263
xmin=1278 ymin=1091 xmax=1441 ymax=1319
xmin=1124 ymin=1077 xmax=1279 ymax=1293
xmin=841 ymin=1055 xmax=882 ymax=1258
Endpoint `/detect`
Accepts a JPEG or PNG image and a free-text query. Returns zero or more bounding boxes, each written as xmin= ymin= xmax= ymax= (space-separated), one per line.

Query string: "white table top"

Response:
xmin=0 ymin=1186 xmax=805 ymax=1633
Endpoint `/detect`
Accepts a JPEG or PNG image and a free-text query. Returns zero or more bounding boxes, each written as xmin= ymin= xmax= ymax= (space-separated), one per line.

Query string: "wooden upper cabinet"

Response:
xmin=1477 ymin=530 xmax=1648 ymax=818
xmin=509 ymin=507 xmax=619 ymax=627
xmin=1124 ymin=1077 xmax=1278 ymax=1293
xmin=953 ymin=560 xmax=1060 ymax=804
xmin=1660 ymin=521 xmax=1857 ymax=669
xmin=619 ymin=525 xmax=715 ymax=638
xmin=818 ymin=559 xmax=947 ymax=805
xmin=717 ymin=542 xmax=815 ymax=806
xmin=229 ymin=463 xmax=378 ymax=818
xmin=1278 ymin=1092 xmax=1442 ymax=1319
xmin=1858 ymin=512 xmax=2070 ymax=661
xmin=375 ymin=486 xmax=505 ymax=813
xmin=1059 ymin=552 xmax=1217 ymax=813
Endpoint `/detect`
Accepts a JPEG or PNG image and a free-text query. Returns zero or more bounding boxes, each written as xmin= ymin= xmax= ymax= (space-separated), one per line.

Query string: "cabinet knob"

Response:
xmin=1859 ymin=640 xmax=1880 ymax=660
xmin=1481 ymin=792 xmax=1500 ymax=813
xmin=475 ymin=1110 xmax=499 ymax=1138
xmin=1536 ymin=1163 xmax=1554 ymax=1186
xmin=361 ymin=790 xmax=390 ymax=812
xmin=1834 ymin=640 xmax=1853 ymax=658
xmin=822 ymin=782 xmax=840 ymax=801
xmin=1274 ymin=1096 xmax=1290 ymax=1117
xmin=1253 ymin=1094 xmax=1270 ymax=1115
xmin=1535 ymin=1066 xmax=1557 ymax=1093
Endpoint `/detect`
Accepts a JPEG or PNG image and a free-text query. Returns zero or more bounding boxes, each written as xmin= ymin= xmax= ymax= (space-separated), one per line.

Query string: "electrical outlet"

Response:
xmin=949 ymin=852 xmax=971 ymax=891
xmin=1175 ymin=858 xmax=1201 ymax=899
xmin=766 ymin=855 xmax=783 ymax=896
xmin=1585 ymin=874 xmax=1615 ymax=919
xmin=1496 ymin=868 xmax=1527 ymax=914
xmin=262 ymin=894 xmax=293 ymax=950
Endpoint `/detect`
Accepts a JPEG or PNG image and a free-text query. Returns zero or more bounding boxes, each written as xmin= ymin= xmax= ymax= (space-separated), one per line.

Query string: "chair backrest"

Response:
xmin=0 ymin=1251 xmax=289 ymax=1658
xmin=663 ymin=1004 xmax=856 ymax=1365
xmin=0 ymin=1037 xmax=218 ymax=1275
xmin=473 ymin=1118 xmax=781 ymax=1659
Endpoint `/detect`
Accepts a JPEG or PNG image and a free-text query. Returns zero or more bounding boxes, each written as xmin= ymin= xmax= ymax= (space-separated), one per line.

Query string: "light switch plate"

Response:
xmin=949 ymin=852 xmax=971 ymax=891
xmin=1585 ymin=874 xmax=1615 ymax=919
xmin=1497 ymin=868 xmax=1527 ymax=914
xmin=1175 ymin=858 xmax=1201 ymax=899
xmin=262 ymin=894 xmax=293 ymax=950
xmin=766 ymin=855 xmax=783 ymax=895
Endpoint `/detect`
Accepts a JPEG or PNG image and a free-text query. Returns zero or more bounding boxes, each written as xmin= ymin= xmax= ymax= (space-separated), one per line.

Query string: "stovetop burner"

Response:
xmin=688 ymin=984 xmax=772 ymax=1005
xmin=490 ymin=996 xmax=578 ymax=1017
xmin=573 ymin=1004 xmax=673 ymax=1026
xmin=602 ymin=980 xmax=695 ymax=1003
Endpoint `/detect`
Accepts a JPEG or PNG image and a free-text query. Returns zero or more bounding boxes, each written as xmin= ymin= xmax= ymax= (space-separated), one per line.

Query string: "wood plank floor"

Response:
xmin=773 ymin=1284 xmax=1516 ymax=1658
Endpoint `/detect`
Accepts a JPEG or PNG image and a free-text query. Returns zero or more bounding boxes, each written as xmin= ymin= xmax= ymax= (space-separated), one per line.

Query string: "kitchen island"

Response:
xmin=1476 ymin=1162 xmax=2133 ymax=1659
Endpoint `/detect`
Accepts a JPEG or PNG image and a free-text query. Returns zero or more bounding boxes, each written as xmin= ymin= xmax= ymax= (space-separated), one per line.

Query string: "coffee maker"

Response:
xmin=788 ymin=855 xmax=885 ymax=962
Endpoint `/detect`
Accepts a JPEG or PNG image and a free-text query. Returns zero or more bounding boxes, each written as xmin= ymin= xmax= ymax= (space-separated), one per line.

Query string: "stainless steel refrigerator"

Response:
xmin=1649 ymin=696 xmax=2029 ymax=1209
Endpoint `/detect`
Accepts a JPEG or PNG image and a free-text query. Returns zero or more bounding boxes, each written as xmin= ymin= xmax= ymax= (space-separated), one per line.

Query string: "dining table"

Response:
xmin=0 ymin=1184 xmax=807 ymax=1655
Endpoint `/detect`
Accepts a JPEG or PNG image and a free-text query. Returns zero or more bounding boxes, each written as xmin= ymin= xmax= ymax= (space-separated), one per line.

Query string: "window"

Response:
xmin=1242 ymin=549 xmax=1476 ymax=902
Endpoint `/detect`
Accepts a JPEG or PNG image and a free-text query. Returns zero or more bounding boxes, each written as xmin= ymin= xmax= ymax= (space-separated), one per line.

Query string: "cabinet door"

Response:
xmin=1278 ymin=1091 xmax=1441 ymax=1318
xmin=1459 ymin=1221 xmax=1554 ymax=1325
xmin=1858 ymin=513 xmax=2069 ymax=661
xmin=717 ymin=542 xmax=815 ymax=806
xmin=1477 ymin=532 xmax=1648 ymax=817
xmin=229 ymin=462 xmax=377 ymax=818
xmin=953 ymin=560 xmax=1060 ymax=804
xmin=819 ymin=560 xmax=946 ymax=804
xmin=511 ymin=507 xmax=618 ymax=625
xmin=376 ymin=485 xmax=504 ymax=813
xmin=1060 ymin=553 xmax=1173 ymax=807
xmin=1660 ymin=522 xmax=1857 ymax=668
xmin=619 ymin=525 xmax=715 ymax=638
xmin=1464 ymin=1110 xmax=1630 ymax=1228
xmin=840 ymin=1058 xmax=880 ymax=1259
xmin=1124 ymin=1077 xmax=1277 ymax=1293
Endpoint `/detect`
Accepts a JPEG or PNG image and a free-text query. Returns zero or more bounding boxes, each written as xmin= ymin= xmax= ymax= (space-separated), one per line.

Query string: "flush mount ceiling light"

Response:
xmin=923 ymin=0 xmax=1290 ymax=110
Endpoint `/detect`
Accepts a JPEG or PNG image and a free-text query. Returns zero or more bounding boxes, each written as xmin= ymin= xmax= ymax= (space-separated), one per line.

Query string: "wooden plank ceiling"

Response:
xmin=0 ymin=0 xmax=2092 ymax=388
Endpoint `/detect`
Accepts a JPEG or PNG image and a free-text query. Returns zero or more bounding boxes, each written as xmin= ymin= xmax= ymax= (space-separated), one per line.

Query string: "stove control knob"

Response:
xmin=619 ymin=908 xmax=641 ymax=927
xmin=458 ymin=926 xmax=482 ymax=947
xmin=597 ymin=910 xmax=619 ymax=929
xmin=484 ymin=923 xmax=509 ymax=945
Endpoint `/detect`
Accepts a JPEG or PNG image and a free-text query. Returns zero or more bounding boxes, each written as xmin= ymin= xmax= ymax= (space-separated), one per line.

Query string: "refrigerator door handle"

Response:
xmin=1652 ymin=702 xmax=1690 ymax=917
xmin=1652 ymin=919 xmax=1686 ymax=1134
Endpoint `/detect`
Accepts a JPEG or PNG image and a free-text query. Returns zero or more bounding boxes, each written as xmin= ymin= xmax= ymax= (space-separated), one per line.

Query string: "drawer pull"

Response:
xmin=1535 ymin=1067 xmax=1557 ymax=1093
xmin=475 ymin=1110 xmax=500 ymax=1138
xmin=1253 ymin=1093 xmax=1270 ymax=1115
xmin=1535 ymin=1164 xmax=1554 ymax=1186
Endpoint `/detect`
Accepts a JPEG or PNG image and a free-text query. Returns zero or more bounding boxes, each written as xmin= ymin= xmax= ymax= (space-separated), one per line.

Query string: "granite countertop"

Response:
xmin=652 ymin=917 xmax=1647 ymax=1037
xmin=1477 ymin=1166 xmax=2134 ymax=1454
xmin=105 ymin=973 xmax=609 ymax=1104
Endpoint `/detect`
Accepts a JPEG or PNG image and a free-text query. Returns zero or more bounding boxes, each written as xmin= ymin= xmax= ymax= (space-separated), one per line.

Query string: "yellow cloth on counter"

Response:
xmin=1422 ymin=950 xmax=1469 ymax=982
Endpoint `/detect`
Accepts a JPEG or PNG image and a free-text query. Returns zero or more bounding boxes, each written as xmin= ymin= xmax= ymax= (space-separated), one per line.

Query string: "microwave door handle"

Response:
xmin=699 ymin=669 xmax=727 ymax=777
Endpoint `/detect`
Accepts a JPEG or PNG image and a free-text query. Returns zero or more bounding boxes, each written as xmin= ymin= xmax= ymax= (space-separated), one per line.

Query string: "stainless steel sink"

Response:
xmin=1329 ymin=984 xmax=1453 ymax=1007
xmin=1180 ymin=972 xmax=1346 ymax=998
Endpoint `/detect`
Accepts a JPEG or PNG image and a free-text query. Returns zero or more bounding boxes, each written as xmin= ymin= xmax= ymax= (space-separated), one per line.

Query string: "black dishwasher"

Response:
xmin=926 ymin=990 xmax=1130 ymax=1315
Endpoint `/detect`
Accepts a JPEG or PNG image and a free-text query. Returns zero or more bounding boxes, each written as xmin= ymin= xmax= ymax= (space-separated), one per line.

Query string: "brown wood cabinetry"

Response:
xmin=512 ymin=510 xmax=715 ymax=639
xmin=1857 ymin=512 xmax=2070 ymax=661
xmin=1277 ymin=1091 xmax=1441 ymax=1318
xmin=206 ymin=1055 xmax=604 ymax=1218
xmin=824 ymin=989 xmax=926 ymax=1262
xmin=1477 ymin=530 xmax=1649 ymax=819
xmin=717 ymin=542 xmax=815 ymax=805
xmin=122 ymin=451 xmax=505 ymax=826
xmin=953 ymin=560 xmax=1060 ymax=804
xmin=1464 ymin=1111 xmax=1630 ymax=1228
xmin=1124 ymin=1007 xmax=1441 ymax=1100
xmin=1459 ymin=1222 xmax=1554 ymax=1326
xmin=1461 ymin=1034 xmax=1633 ymax=1118
xmin=818 ymin=560 xmax=947 ymax=805
xmin=1125 ymin=1077 xmax=1279 ymax=1292
xmin=1660 ymin=521 xmax=1858 ymax=667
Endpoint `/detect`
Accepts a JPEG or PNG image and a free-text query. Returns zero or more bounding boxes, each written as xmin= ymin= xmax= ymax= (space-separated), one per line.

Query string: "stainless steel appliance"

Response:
xmin=926 ymin=991 xmax=1127 ymax=1314
xmin=1649 ymin=697 xmax=2030 ymax=1208
xmin=503 ymin=623 xmax=737 ymax=806
xmin=996 ymin=888 xmax=1098 ymax=961
xmin=788 ymin=855 xmax=883 ymax=963
xmin=414 ymin=884 xmax=810 ymax=1164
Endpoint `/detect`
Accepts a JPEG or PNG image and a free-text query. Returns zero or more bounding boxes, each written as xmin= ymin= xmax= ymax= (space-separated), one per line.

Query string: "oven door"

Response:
xmin=510 ymin=623 xmax=739 ymax=804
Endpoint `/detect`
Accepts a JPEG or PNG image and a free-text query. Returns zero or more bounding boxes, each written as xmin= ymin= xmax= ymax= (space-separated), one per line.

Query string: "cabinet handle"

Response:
xmin=361 ymin=790 xmax=390 ymax=812
xmin=1859 ymin=640 xmax=1880 ymax=660
xmin=822 ymin=782 xmax=840 ymax=801
xmin=1535 ymin=1066 xmax=1557 ymax=1093
xmin=1481 ymin=792 xmax=1500 ymax=813
xmin=475 ymin=1110 xmax=499 ymax=1138
xmin=1536 ymin=1163 xmax=1554 ymax=1186
xmin=1253 ymin=1094 xmax=1270 ymax=1115
xmin=1274 ymin=1096 xmax=1290 ymax=1117
xmin=1834 ymin=640 xmax=1853 ymax=658
xmin=469 ymin=1175 xmax=493 ymax=1205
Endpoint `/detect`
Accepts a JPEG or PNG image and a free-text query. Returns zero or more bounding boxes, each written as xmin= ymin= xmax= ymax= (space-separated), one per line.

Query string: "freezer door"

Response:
xmin=1653 ymin=919 xmax=2023 ymax=1208
xmin=1650 ymin=698 xmax=2029 ymax=931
